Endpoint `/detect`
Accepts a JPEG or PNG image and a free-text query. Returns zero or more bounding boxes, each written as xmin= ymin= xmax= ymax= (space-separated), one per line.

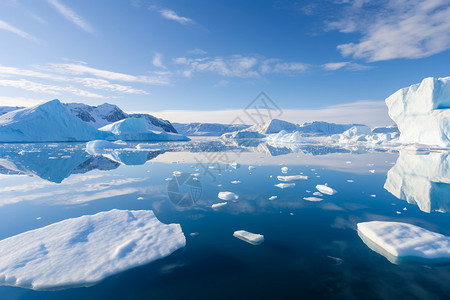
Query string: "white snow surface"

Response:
xmin=358 ymin=221 xmax=450 ymax=261
xmin=218 ymin=191 xmax=239 ymax=200
xmin=0 ymin=209 xmax=185 ymax=290
xmin=0 ymin=100 xmax=109 ymax=142
xmin=385 ymin=76 xmax=450 ymax=147
xmin=316 ymin=184 xmax=338 ymax=195
xmin=277 ymin=175 xmax=308 ymax=181
xmin=233 ymin=230 xmax=264 ymax=245
xmin=99 ymin=118 xmax=189 ymax=141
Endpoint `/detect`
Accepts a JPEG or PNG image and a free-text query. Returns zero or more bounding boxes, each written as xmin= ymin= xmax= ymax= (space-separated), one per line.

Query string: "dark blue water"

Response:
xmin=0 ymin=141 xmax=449 ymax=299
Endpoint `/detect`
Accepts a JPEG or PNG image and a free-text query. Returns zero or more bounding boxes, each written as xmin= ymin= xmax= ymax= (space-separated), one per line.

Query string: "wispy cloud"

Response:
xmin=159 ymin=9 xmax=193 ymax=25
xmin=328 ymin=0 xmax=450 ymax=61
xmin=187 ymin=48 xmax=207 ymax=55
xmin=0 ymin=19 xmax=37 ymax=41
xmin=47 ymin=0 xmax=93 ymax=33
xmin=0 ymin=79 xmax=103 ymax=98
xmin=152 ymin=53 xmax=165 ymax=68
xmin=0 ymin=96 xmax=46 ymax=107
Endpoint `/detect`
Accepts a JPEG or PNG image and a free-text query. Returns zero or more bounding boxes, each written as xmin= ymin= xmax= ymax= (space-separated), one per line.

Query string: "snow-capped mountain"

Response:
xmin=248 ymin=119 xmax=362 ymax=135
xmin=173 ymin=122 xmax=250 ymax=136
xmin=64 ymin=103 xmax=177 ymax=133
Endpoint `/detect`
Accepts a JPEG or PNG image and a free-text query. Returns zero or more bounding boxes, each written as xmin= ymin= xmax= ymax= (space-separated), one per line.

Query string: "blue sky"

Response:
xmin=0 ymin=0 xmax=449 ymax=125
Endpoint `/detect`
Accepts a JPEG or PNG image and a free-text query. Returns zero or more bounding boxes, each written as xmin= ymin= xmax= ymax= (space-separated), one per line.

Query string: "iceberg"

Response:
xmin=266 ymin=130 xmax=305 ymax=143
xmin=212 ymin=202 xmax=228 ymax=209
xmin=99 ymin=118 xmax=189 ymax=141
xmin=221 ymin=130 xmax=265 ymax=139
xmin=358 ymin=221 xmax=450 ymax=263
xmin=316 ymin=184 xmax=337 ymax=195
xmin=173 ymin=122 xmax=250 ymax=136
xmin=233 ymin=230 xmax=264 ymax=245
xmin=0 ymin=209 xmax=185 ymax=290
xmin=0 ymin=100 xmax=109 ymax=142
xmin=385 ymin=76 xmax=450 ymax=147
xmin=275 ymin=183 xmax=295 ymax=189
xmin=218 ymin=191 xmax=239 ymax=200
xmin=303 ymin=197 xmax=323 ymax=202
xmin=277 ymin=175 xmax=308 ymax=181
xmin=384 ymin=150 xmax=450 ymax=213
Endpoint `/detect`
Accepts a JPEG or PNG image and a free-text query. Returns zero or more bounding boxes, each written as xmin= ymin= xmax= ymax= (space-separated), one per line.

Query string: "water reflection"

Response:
xmin=384 ymin=150 xmax=450 ymax=213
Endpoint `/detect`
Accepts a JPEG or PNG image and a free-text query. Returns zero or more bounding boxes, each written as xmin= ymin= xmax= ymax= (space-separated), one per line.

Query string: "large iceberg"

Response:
xmin=385 ymin=76 xmax=450 ymax=147
xmin=173 ymin=122 xmax=250 ymax=136
xmin=0 ymin=100 xmax=109 ymax=142
xmin=99 ymin=118 xmax=189 ymax=141
xmin=358 ymin=221 xmax=450 ymax=264
xmin=384 ymin=150 xmax=450 ymax=213
xmin=0 ymin=209 xmax=185 ymax=290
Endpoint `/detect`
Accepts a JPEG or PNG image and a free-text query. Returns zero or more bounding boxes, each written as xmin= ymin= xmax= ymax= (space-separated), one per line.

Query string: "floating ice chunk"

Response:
xmin=173 ymin=171 xmax=182 ymax=177
xmin=212 ymin=202 xmax=228 ymax=209
xmin=231 ymin=180 xmax=241 ymax=184
xmin=369 ymin=170 xmax=375 ymax=173
xmin=248 ymin=166 xmax=256 ymax=170
xmin=230 ymin=162 xmax=240 ymax=169
xmin=165 ymin=178 xmax=172 ymax=181
xmin=189 ymin=232 xmax=199 ymax=237
xmin=370 ymin=195 xmax=376 ymax=198
xmin=281 ymin=166 xmax=288 ymax=173
xmin=233 ymin=230 xmax=264 ymax=245
xmin=137 ymin=197 xmax=144 ymax=200
xmin=346 ymin=161 xmax=352 ymax=164
xmin=0 ymin=209 xmax=185 ymax=290
xmin=268 ymin=196 xmax=277 ymax=200
xmin=347 ymin=180 xmax=354 ymax=183
xmin=313 ymin=192 xmax=323 ymax=197
xmin=357 ymin=221 xmax=450 ymax=263
xmin=277 ymin=175 xmax=308 ymax=182
xmin=218 ymin=192 xmax=239 ymax=200
xmin=316 ymin=185 xmax=338 ymax=195
xmin=275 ymin=183 xmax=296 ymax=189
xmin=303 ymin=197 xmax=323 ymax=202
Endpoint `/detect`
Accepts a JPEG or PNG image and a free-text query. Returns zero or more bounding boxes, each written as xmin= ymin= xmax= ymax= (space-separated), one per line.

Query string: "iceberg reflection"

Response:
xmin=384 ymin=150 xmax=450 ymax=213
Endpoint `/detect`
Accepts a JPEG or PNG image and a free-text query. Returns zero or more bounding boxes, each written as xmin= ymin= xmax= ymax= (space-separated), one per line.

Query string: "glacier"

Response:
xmin=385 ymin=76 xmax=450 ymax=147
xmin=358 ymin=221 xmax=450 ymax=264
xmin=0 ymin=209 xmax=186 ymax=290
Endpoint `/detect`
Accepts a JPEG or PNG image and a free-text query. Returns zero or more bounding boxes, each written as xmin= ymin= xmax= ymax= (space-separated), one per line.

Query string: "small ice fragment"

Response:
xmin=345 ymin=161 xmax=352 ymax=164
xmin=165 ymin=178 xmax=172 ymax=181
xmin=277 ymin=175 xmax=308 ymax=182
xmin=189 ymin=232 xmax=199 ymax=237
xmin=268 ymin=196 xmax=277 ymax=200
xmin=36 ymin=217 xmax=42 ymax=220
xmin=218 ymin=192 xmax=239 ymax=200
xmin=306 ymin=190 xmax=311 ymax=193
xmin=403 ymin=207 xmax=407 ymax=211
xmin=217 ymin=184 xmax=222 ymax=187
xmin=290 ymin=213 xmax=294 ymax=216
xmin=173 ymin=171 xmax=182 ymax=177
xmin=248 ymin=166 xmax=255 ymax=170
xmin=137 ymin=197 xmax=144 ymax=200
xmin=347 ymin=180 xmax=354 ymax=183
xmin=212 ymin=202 xmax=228 ymax=209
xmin=192 ymin=173 xmax=200 ymax=177
xmin=230 ymin=162 xmax=240 ymax=169
xmin=281 ymin=166 xmax=288 ymax=173
xmin=233 ymin=230 xmax=264 ymax=245
xmin=396 ymin=211 xmax=401 ymax=214
xmin=269 ymin=175 xmax=273 ymax=178
xmin=313 ymin=192 xmax=323 ymax=197
xmin=303 ymin=197 xmax=323 ymax=202
xmin=369 ymin=170 xmax=375 ymax=173
xmin=316 ymin=185 xmax=338 ymax=195
xmin=275 ymin=183 xmax=295 ymax=189
xmin=311 ymin=169 xmax=315 ymax=171
xmin=370 ymin=195 xmax=376 ymax=198
xmin=192 ymin=177 xmax=199 ymax=181
xmin=231 ymin=180 xmax=241 ymax=184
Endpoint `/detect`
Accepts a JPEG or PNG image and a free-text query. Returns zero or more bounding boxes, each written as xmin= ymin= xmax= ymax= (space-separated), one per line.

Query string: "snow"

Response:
xmin=384 ymin=150 xmax=450 ymax=213
xmin=0 ymin=209 xmax=185 ymax=290
xmin=99 ymin=118 xmax=189 ymax=141
xmin=0 ymin=100 xmax=109 ymax=142
xmin=277 ymin=175 xmax=308 ymax=181
xmin=357 ymin=221 xmax=450 ymax=263
xmin=218 ymin=191 xmax=239 ymax=200
xmin=212 ymin=202 xmax=228 ymax=209
xmin=173 ymin=122 xmax=249 ymax=136
xmin=233 ymin=230 xmax=264 ymax=245
xmin=316 ymin=184 xmax=338 ymax=195
xmin=275 ymin=183 xmax=295 ymax=189
xmin=385 ymin=76 xmax=450 ymax=147
xmin=303 ymin=197 xmax=323 ymax=202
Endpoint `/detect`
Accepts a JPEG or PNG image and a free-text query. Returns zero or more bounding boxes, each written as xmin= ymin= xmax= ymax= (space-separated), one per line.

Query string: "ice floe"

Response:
xmin=212 ymin=202 xmax=228 ymax=209
xmin=315 ymin=184 xmax=338 ymax=195
xmin=233 ymin=230 xmax=264 ymax=245
xmin=275 ymin=183 xmax=296 ymax=189
xmin=269 ymin=196 xmax=278 ymax=200
xmin=0 ymin=209 xmax=185 ymax=290
xmin=277 ymin=175 xmax=308 ymax=182
xmin=303 ymin=197 xmax=323 ymax=202
xmin=218 ymin=191 xmax=239 ymax=200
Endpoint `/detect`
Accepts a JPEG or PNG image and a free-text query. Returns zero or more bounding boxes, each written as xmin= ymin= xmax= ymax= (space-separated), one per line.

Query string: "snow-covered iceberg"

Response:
xmin=358 ymin=221 xmax=450 ymax=264
xmin=173 ymin=122 xmax=250 ymax=136
xmin=385 ymin=76 xmax=450 ymax=147
xmin=218 ymin=191 xmax=239 ymax=200
xmin=266 ymin=130 xmax=305 ymax=143
xmin=99 ymin=118 xmax=189 ymax=141
xmin=220 ymin=129 xmax=265 ymax=139
xmin=233 ymin=230 xmax=264 ymax=245
xmin=384 ymin=150 xmax=450 ymax=213
xmin=0 ymin=209 xmax=186 ymax=290
xmin=0 ymin=100 xmax=110 ymax=142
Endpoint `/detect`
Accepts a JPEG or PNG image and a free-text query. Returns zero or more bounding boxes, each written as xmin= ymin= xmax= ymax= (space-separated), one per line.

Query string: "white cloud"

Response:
xmin=322 ymin=62 xmax=350 ymax=71
xmin=330 ymin=0 xmax=450 ymax=61
xmin=187 ymin=48 xmax=207 ymax=55
xmin=135 ymin=100 xmax=393 ymax=128
xmin=213 ymin=79 xmax=229 ymax=88
xmin=0 ymin=96 xmax=46 ymax=107
xmin=152 ymin=53 xmax=164 ymax=68
xmin=47 ymin=0 xmax=93 ymax=33
xmin=0 ymin=19 xmax=37 ymax=41
xmin=159 ymin=9 xmax=193 ymax=25
xmin=0 ymin=79 xmax=103 ymax=98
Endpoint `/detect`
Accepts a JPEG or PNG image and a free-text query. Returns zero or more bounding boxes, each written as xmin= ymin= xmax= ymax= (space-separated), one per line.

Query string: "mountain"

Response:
xmin=64 ymin=103 xmax=177 ymax=133
xmin=173 ymin=122 xmax=250 ymax=136
xmin=248 ymin=119 xmax=298 ymax=134
xmin=248 ymin=119 xmax=362 ymax=135
xmin=0 ymin=99 xmax=109 ymax=142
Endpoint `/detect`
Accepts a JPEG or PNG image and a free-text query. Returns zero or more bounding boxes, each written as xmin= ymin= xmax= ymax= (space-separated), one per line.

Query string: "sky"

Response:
xmin=0 ymin=0 xmax=449 ymax=126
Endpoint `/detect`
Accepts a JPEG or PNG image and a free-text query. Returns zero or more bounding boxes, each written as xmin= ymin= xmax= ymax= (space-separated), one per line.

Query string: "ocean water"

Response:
xmin=0 ymin=139 xmax=449 ymax=299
